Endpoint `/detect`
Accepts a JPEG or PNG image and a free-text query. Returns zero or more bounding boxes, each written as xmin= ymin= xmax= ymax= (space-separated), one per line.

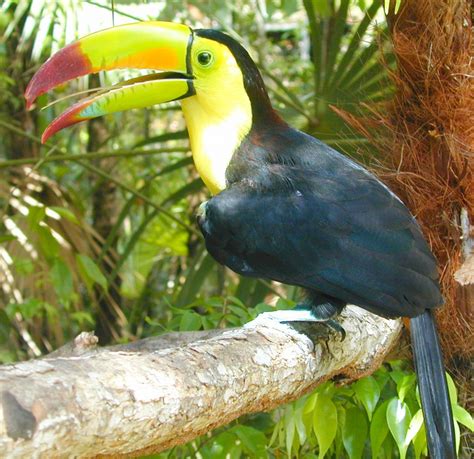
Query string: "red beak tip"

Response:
xmin=41 ymin=126 xmax=55 ymax=144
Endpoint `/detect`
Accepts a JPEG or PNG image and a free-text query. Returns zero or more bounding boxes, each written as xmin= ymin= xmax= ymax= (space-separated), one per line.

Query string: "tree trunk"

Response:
xmin=87 ymin=74 xmax=123 ymax=344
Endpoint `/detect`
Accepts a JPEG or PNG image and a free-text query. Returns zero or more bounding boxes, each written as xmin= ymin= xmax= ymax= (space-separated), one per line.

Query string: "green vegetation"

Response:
xmin=0 ymin=1 xmax=471 ymax=457
xmin=154 ymin=362 xmax=472 ymax=458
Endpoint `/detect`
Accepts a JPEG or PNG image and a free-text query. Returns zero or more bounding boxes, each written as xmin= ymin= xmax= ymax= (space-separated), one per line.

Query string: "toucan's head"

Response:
xmin=25 ymin=22 xmax=277 ymax=193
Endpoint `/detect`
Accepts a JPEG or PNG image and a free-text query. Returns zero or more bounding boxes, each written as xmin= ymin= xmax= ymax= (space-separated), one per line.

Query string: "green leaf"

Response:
xmin=37 ymin=225 xmax=60 ymax=260
xmin=303 ymin=392 xmax=317 ymax=440
xmin=282 ymin=0 xmax=299 ymax=15
xmin=373 ymin=367 xmax=390 ymax=393
xmin=386 ymin=397 xmax=412 ymax=459
xmin=330 ymin=0 xmax=381 ymax=88
xmin=389 ymin=369 xmax=407 ymax=386
xmin=160 ymin=177 xmax=203 ymax=206
xmin=312 ymin=0 xmax=331 ymax=17
xmin=397 ymin=373 xmax=416 ymax=403
xmin=76 ymin=254 xmax=107 ymax=290
xmin=8 ymin=299 xmax=44 ymax=320
xmin=342 ymin=406 xmax=368 ymax=459
xmin=0 ymin=309 xmax=12 ymax=344
xmin=445 ymin=372 xmax=457 ymax=405
xmin=323 ymin=0 xmax=350 ymax=91
xmin=294 ymin=397 xmax=307 ymax=444
xmin=285 ymin=406 xmax=296 ymax=457
xmin=50 ymin=258 xmax=73 ymax=303
xmin=0 ymin=234 xmax=17 ymax=243
xmin=454 ymin=414 xmax=460 ymax=454
xmin=27 ymin=205 xmax=45 ymax=229
xmin=404 ymin=409 xmax=424 ymax=448
xmin=353 ymin=376 xmax=380 ymax=420
xmin=335 ymin=405 xmax=346 ymax=458
xmin=179 ymin=311 xmax=201 ymax=331
xmin=453 ymin=405 xmax=474 ymax=431
xmin=202 ymin=431 xmax=242 ymax=459
xmin=43 ymin=302 xmax=59 ymax=320
xmin=13 ymin=257 xmax=34 ymax=275
xmin=304 ymin=392 xmax=319 ymax=413
xmin=412 ymin=418 xmax=427 ymax=459
xmin=49 ymin=206 xmax=79 ymax=224
xmin=232 ymin=425 xmax=267 ymax=458
xmin=70 ymin=311 xmax=95 ymax=327
xmin=370 ymin=400 xmax=389 ymax=459
xmin=313 ymin=393 xmax=337 ymax=458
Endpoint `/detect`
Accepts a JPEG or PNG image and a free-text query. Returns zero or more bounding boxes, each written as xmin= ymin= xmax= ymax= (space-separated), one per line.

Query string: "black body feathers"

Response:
xmin=194 ymin=30 xmax=455 ymax=458
xmin=198 ymin=124 xmax=455 ymax=458
xmin=200 ymin=126 xmax=443 ymax=318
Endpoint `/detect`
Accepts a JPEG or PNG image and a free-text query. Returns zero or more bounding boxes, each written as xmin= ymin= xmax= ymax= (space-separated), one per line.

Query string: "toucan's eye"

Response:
xmin=197 ymin=51 xmax=213 ymax=67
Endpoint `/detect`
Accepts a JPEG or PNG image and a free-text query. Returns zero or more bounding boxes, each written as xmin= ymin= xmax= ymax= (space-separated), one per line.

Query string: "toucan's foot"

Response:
xmin=321 ymin=319 xmax=346 ymax=341
xmin=257 ymin=308 xmax=318 ymax=323
xmin=257 ymin=306 xmax=346 ymax=341
xmin=299 ymin=303 xmax=346 ymax=341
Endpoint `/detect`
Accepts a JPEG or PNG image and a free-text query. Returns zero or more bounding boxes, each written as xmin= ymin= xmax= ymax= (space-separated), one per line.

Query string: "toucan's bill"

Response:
xmin=25 ymin=22 xmax=195 ymax=143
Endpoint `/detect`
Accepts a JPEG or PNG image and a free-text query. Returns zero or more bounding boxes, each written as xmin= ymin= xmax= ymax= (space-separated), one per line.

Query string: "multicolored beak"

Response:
xmin=25 ymin=22 xmax=195 ymax=143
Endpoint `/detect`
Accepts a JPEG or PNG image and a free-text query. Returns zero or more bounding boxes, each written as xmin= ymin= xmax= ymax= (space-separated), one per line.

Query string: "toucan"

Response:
xmin=25 ymin=22 xmax=456 ymax=458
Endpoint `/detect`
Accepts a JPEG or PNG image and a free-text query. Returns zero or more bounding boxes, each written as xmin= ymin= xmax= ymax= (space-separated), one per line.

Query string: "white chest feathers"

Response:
xmin=181 ymin=96 xmax=252 ymax=195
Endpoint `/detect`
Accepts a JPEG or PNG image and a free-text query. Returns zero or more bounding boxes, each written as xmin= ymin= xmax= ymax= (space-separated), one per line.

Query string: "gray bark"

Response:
xmin=0 ymin=306 xmax=402 ymax=458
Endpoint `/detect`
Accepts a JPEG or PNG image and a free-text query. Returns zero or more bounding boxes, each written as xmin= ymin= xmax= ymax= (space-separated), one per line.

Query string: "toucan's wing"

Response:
xmin=200 ymin=159 xmax=441 ymax=318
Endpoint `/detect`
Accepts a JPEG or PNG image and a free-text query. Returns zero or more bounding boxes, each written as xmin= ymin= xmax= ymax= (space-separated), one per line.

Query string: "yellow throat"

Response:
xmin=180 ymin=37 xmax=252 ymax=195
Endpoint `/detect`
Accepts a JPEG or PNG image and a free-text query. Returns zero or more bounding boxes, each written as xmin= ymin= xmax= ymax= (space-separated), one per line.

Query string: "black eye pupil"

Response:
xmin=198 ymin=52 xmax=212 ymax=66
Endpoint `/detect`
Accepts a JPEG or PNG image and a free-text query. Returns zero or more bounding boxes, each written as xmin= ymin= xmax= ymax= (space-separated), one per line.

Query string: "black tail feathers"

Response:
xmin=410 ymin=309 xmax=456 ymax=459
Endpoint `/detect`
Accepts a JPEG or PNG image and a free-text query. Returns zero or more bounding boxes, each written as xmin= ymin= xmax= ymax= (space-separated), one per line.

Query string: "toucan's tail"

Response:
xmin=410 ymin=309 xmax=456 ymax=459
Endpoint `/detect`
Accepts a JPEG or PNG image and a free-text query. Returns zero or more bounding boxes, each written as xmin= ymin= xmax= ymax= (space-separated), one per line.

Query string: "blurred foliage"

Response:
xmin=0 ymin=0 xmax=471 ymax=457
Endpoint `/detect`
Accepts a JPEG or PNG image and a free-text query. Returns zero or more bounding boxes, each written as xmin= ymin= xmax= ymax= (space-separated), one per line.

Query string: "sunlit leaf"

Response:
xmin=445 ymin=372 xmax=457 ymax=405
xmin=37 ymin=225 xmax=60 ymax=260
xmin=313 ymin=393 xmax=337 ymax=458
xmin=397 ymin=373 xmax=416 ymax=403
xmin=386 ymin=397 xmax=411 ymax=459
xmin=454 ymin=415 xmax=460 ymax=454
xmin=50 ymin=206 xmax=79 ymax=224
xmin=404 ymin=409 xmax=424 ymax=448
xmin=294 ymin=397 xmax=307 ymax=445
xmin=13 ymin=257 xmax=34 ymax=275
xmin=353 ymin=375 xmax=380 ymax=420
xmin=285 ymin=405 xmax=296 ymax=457
xmin=412 ymin=416 xmax=427 ymax=459
xmin=453 ymin=405 xmax=474 ymax=431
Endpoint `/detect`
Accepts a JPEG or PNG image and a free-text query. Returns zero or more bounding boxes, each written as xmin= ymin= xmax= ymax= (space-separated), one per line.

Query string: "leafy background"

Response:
xmin=0 ymin=0 xmax=472 ymax=457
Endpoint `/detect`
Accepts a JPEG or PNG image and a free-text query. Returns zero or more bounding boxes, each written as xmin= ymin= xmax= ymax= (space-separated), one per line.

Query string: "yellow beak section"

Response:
xmin=25 ymin=22 xmax=194 ymax=143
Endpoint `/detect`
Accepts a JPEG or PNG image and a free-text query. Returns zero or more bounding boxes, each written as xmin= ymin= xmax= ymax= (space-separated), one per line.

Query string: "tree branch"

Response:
xmin=0 ymin=306 xmax=402 ymax=457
